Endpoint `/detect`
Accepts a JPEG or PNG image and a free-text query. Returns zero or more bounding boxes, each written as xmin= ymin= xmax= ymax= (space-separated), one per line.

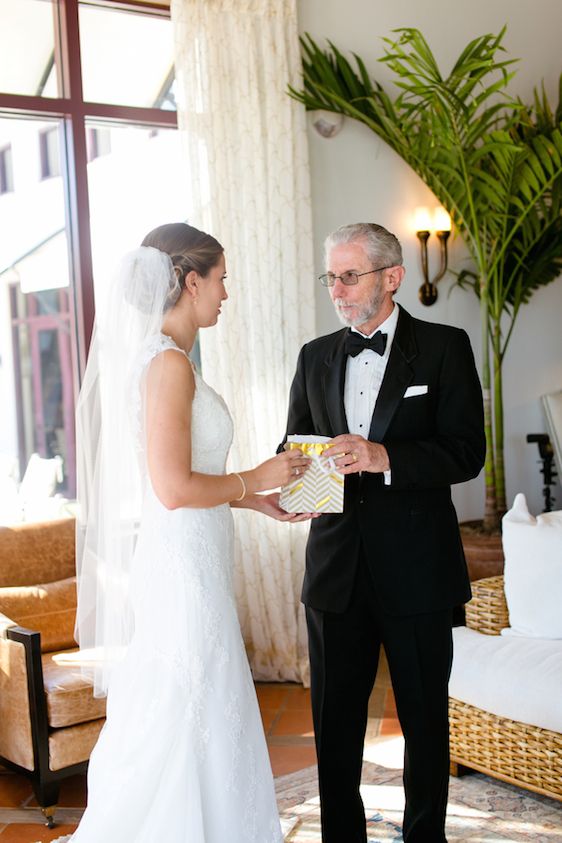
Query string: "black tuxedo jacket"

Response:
xmin=281 ymin=305 xmax=485 ymax=616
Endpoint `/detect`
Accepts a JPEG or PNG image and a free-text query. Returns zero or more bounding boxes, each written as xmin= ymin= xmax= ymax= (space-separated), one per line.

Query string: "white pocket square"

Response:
xmin=404 ymin=384 xmax=428 ymax=398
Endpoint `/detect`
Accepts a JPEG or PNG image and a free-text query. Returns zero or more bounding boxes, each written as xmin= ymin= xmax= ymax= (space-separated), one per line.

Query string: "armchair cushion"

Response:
xmin=42 ymin=649 xmax=106 ymax=728
xmin=49 ymin=719 xmax=105 ymax=772
xmin=502 ymin=493 xmax=562 ymax=639
xmin=0 ymin=519 xmax=75 ymax=587
xmin=0 ymin=577 xmax=77 ymax=653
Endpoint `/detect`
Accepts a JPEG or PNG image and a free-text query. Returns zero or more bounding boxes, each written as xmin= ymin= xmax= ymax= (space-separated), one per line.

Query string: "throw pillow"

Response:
xmin=502 ymin=493 xmax=562 ymax=639
xmin=0 ymin=577 xmax=77 ymax=652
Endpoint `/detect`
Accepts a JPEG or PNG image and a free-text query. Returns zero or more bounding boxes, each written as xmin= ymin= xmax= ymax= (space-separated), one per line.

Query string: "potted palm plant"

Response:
xmin=289 ymin=27 xmax=562 ymax=535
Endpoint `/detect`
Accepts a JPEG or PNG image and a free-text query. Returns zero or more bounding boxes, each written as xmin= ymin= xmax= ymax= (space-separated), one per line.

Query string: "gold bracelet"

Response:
xmin=232 ymin=472 xmax=246 ymax=501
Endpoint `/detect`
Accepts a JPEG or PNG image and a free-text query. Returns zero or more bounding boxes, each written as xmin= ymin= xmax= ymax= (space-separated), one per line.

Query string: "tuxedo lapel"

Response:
xmin=322 ymin=330 xmax=349 ymax=436
xmin=369 ymin=306 xmax=417 ymax=443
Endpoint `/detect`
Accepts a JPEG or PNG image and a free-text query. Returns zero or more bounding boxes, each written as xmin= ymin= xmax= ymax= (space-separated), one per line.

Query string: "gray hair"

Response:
xmin=324 ymin=223 xmax=403 ymax=268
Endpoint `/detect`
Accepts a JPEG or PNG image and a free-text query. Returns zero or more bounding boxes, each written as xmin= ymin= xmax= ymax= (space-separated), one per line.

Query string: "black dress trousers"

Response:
xmin=306 ymin=547 xmax=453 ymax=843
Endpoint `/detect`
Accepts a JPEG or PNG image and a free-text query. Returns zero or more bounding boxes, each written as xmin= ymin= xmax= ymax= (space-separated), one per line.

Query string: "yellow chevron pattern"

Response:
xmin=280 ymin=463 xmax=344 ymax=513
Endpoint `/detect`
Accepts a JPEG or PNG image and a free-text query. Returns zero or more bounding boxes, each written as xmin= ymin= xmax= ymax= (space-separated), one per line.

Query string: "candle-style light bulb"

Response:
xmin=414 ymin=206 xmax=432 ymax=232
xmin=433 ymin=207 xmax=451 ymax=232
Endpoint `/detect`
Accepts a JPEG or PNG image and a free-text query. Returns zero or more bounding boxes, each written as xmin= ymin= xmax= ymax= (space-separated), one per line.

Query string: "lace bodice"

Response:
xmin=132 ymin=332 xmax=234 ymax=477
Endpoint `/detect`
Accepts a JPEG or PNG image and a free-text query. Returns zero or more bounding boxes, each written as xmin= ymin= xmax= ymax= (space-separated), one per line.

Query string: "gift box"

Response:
xmin=279 ymin=435 xmax=344 ymax=514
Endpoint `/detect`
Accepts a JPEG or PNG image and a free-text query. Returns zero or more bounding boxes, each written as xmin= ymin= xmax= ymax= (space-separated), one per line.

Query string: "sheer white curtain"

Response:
xmin=171 ymin=0 xmax=315 ymax=682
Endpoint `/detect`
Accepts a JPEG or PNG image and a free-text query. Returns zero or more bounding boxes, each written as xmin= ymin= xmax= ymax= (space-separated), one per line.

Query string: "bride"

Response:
xmin=69 ymin=223 xmax=311 ymax=842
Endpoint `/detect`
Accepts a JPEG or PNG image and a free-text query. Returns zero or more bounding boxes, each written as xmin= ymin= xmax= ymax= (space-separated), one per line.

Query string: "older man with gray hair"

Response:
xmin=280 ymin=222 xmax=485 ymax=842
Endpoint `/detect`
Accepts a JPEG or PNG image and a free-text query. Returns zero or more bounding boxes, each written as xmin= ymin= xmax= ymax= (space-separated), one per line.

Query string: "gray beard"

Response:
xmin=333 ymin=284 xmax=385 ymax=328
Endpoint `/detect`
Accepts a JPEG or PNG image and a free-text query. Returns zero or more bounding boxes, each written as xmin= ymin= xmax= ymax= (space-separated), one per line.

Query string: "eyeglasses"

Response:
xmin=318 ymin=266 xmax=394 ymax=287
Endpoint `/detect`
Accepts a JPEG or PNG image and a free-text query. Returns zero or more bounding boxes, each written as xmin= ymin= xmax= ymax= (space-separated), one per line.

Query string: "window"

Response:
xmin=0 ymin=0 xmax=58 ymax=99
xmin=86 ymin=120 xmax=190 ymax=302
xmin=39 ymin=127 xmax=61 ymax=179
xmin=0 ymin=1 xmax=180 ymax=525
xmin=10 ymin=285 xmax=75 ymax=497
xmin=0 ymin=145 xmax=14 ymax=193
xmin=86 ymin=127 xmax=111 ymax=162
xmin=79 ymin=4 xmax=175 ymax=109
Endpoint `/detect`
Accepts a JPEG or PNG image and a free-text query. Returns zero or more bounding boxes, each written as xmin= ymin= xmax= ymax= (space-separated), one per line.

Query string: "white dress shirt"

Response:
xmin=343 ymin=304 xmax=399 ymax=484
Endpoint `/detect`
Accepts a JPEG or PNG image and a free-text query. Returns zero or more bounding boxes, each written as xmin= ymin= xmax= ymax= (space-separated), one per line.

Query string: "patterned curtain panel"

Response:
xmin=171 ymin=0 xmax=315 ymax=682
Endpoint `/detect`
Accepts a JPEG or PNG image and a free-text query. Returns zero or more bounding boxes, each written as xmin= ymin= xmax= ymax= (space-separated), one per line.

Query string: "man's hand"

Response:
xmin=251 ymin=492 xmax=321 ymax=522
xmin=323 ymin=434 xmax=390 ymax=475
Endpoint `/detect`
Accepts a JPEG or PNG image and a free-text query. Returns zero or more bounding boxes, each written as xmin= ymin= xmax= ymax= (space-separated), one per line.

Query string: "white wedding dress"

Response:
xmin=70 ymin=334 xmax=283 ymax=843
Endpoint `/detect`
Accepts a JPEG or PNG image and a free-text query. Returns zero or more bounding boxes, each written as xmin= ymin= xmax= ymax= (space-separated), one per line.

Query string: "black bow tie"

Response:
xmin=344 ymin=330 xmax=387 ymax=357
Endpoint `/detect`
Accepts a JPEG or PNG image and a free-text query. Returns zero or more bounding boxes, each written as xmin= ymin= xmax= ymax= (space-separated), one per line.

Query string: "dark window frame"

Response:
xmin=0 ymin=0 xmax=177 ymax=379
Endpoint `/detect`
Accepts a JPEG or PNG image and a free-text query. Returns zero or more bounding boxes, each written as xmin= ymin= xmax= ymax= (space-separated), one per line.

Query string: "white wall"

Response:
xmin=296 ymin=0 xmax=562 ymax=520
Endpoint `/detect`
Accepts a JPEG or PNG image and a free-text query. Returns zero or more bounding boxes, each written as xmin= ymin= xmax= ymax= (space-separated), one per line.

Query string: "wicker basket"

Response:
xmin=465 ymin=574 xmax=509 ymax=635
xmin=449 ymin=697 xmax=562 ymax=801
xmin=450 ymin=574 xmax=562 ymax=801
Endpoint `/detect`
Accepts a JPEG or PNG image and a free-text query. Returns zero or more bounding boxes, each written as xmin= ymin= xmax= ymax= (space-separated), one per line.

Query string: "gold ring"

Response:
xmin=352 ymin=453 xmax=358 ymax=463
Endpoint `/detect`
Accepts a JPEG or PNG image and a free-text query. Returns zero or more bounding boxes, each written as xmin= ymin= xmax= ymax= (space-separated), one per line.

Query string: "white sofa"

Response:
xmin=448 ymin=495 xmax=562 ymax=801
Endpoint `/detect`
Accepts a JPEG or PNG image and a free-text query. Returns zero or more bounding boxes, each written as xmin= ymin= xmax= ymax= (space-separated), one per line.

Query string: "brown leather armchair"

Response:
xmin=0 ymin=518 xmax=106 ymax=826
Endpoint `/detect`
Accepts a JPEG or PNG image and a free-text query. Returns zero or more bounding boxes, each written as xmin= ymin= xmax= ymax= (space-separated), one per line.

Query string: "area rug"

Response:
xmin=275 ymin=760 xmax=562 ymax=842
xmin=37 ymin=744 xmax=562 ymax=843
xmin=46 ymin=819 xmax=299 ymax=842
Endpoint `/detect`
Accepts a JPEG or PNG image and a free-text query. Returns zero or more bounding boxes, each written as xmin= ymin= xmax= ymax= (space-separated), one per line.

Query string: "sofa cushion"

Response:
xmin=0 ymin=577 xmax=77 ymax=653
xmin=42 ymin=649 xmax=106 ymax=728
xmin=450 ymin=626 xmax=562 ymax=733
xmin=501 ymin=493 xmax=562 ymax=639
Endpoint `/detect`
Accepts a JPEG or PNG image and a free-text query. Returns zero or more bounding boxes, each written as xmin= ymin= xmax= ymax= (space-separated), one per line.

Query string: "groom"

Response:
xmin=280 ymin=223 xmax=485 ymax=842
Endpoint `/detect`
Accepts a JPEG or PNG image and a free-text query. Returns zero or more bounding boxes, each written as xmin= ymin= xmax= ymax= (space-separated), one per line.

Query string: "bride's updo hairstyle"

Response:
xmin=141 ymin=222 xmax=224 ymax=293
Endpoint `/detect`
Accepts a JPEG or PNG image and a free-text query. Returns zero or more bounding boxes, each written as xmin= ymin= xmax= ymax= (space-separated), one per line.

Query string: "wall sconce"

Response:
xmin=311 ymin=110 xmax=345 ymax=138
xmin=414 ymin=206 xmax=451 ymax=306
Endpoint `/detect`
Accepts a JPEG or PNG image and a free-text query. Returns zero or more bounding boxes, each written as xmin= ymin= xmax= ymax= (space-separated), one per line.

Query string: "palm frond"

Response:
xmin=289 ymin=27 xmax=562 ymax=528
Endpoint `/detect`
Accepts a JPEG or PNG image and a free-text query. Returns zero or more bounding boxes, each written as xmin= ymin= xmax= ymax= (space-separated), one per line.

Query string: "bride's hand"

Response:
xmin=249 ymin=450 xmax=310 ymax=493
xmin=253 ymin=492 xmax=321 ymax=522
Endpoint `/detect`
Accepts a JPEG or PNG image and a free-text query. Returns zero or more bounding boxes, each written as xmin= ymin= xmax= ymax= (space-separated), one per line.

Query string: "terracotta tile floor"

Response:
xmin=0 ymin=656 xmax=400 ymax=840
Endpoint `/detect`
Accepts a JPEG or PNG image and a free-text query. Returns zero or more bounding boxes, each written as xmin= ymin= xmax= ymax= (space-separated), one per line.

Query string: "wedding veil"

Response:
xmin=75 ymin=246 xmax=181 ymax=696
